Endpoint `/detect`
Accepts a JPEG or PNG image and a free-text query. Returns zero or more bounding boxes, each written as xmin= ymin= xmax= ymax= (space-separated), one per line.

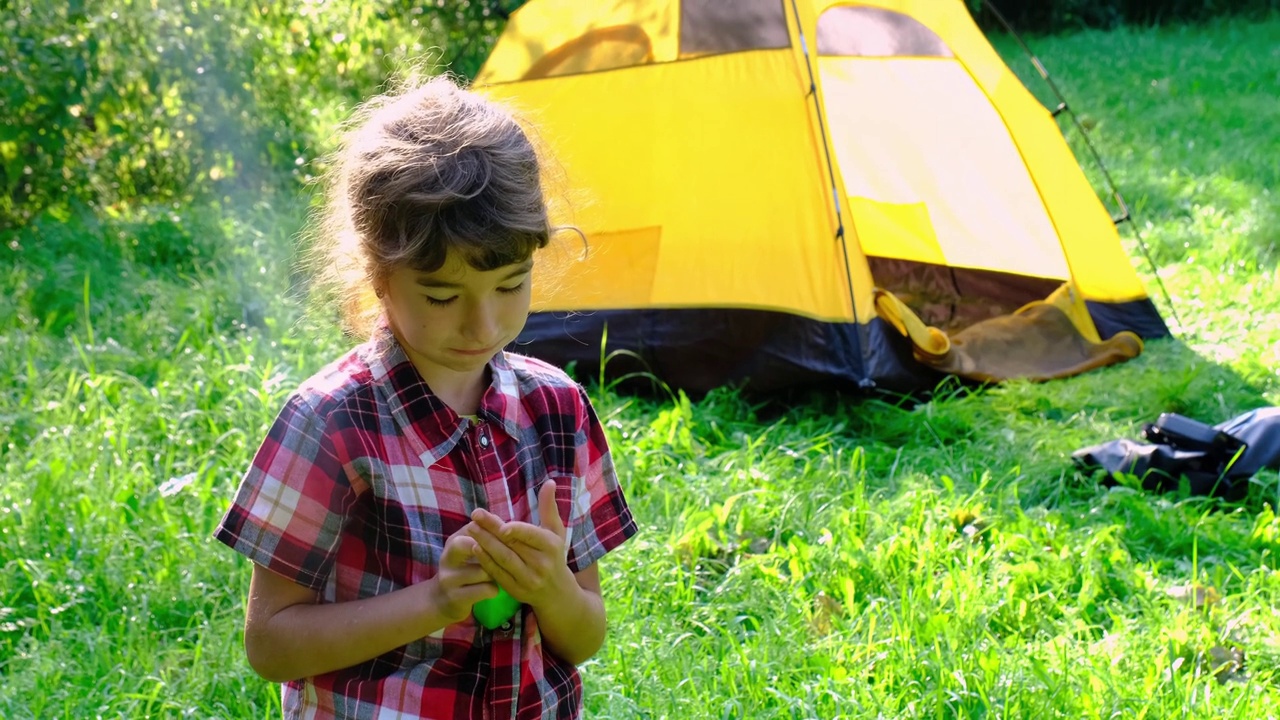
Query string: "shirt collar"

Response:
xmin=363 ymin=326 xmax=524 ymax=464
xmin=481 ymin=350 xmax=525 ymax=442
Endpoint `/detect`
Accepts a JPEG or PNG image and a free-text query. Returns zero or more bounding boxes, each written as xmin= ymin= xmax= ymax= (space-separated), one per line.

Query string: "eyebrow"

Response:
xmin=414 ymin=260 xmax=534 ymax=290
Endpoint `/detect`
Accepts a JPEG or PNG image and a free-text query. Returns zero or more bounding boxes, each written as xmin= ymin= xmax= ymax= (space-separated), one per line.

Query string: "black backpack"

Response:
xmin=1073 ymin=408 xmax=1280 ymax=501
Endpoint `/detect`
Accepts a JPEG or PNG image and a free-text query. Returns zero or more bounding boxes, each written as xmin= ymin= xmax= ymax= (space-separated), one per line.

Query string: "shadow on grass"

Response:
xmin=836 ymin=335 xmax=1278 ymax=568
xmin=1115 ymin=170 xmax=1280 ymax=273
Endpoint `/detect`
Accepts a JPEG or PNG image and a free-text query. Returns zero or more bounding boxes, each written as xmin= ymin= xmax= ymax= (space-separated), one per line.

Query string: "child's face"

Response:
xmin=381 ymin=251 xmax=533 ymax=388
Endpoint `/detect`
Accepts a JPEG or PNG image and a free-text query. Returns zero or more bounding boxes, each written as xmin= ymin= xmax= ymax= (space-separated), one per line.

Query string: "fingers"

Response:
xmin=462 ymin=483 xmax=571 ymax=590
xmin=437 ymin=573 xmax=501 ymax=614
xmin=448 ymin=563 xmax=494 ymax=587
xmin=470 ymin=508 xmax=505 ymax=536
xmin=470 ymin=481 xmax=567 ymax=549
xmin=439 ymin=532 xmax=481 ymax=568
xmin=466 ymin=523 xmax=557 ymax=601
xmin=499 ymin=522 xmax=562 ymax=554
xmin=453 ymin=580 xmax=500 ymax=607
xmin=474 ymin=549 xmax=521 ymax=592
xmin=466 ymin=522 xmax=526 ymax=577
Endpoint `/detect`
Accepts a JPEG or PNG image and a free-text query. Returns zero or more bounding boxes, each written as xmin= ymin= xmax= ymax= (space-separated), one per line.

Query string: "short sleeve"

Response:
xmin=213 ymin=394 xmax=360 ymax=590
xmin=565 ymin=386 xmax=638 ymax=573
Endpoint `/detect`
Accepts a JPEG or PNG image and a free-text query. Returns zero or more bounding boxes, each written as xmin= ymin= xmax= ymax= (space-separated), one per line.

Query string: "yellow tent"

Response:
xmin=476 ymin=0 xmax=1169 ymax=393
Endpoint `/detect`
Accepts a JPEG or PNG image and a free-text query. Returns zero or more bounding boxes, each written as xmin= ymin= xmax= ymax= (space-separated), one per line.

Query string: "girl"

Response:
xmin=214 ymin=75 xmax=637 ymax=719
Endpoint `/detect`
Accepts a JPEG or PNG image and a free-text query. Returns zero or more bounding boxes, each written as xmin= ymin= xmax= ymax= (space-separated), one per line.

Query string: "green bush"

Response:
xmin=0 ymin=1 xmax=512 ymax=233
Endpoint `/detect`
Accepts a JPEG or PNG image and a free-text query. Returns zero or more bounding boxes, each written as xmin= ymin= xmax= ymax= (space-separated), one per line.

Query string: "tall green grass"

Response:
xmin=3 ymin=15 xmax=1279 ymax=720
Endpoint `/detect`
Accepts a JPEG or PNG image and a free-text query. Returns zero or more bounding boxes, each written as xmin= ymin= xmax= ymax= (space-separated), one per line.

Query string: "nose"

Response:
xmin=462 ymin=298 xmax=500 ymax=345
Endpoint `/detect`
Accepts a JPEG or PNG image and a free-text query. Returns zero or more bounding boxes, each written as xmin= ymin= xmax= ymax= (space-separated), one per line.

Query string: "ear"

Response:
xmin=370 ymin=266 xmax=391 ymax=300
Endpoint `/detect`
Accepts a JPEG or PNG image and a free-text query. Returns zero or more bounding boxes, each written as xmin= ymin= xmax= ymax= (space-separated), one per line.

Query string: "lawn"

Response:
xmin=2 ymin=13 xmax=1279 ymax=720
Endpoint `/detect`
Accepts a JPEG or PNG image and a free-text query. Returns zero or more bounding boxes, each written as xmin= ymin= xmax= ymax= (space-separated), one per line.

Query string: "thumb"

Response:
xmin=538 ymin=480 xmax=566 ymax=542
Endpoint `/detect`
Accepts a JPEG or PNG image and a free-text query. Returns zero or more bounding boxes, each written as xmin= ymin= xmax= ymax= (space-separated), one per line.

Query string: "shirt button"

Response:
xmin=479 ymin=432 xmax=490 ymax=448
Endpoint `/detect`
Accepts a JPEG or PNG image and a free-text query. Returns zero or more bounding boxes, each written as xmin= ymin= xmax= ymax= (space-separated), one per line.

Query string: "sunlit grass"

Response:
xmin=3 ymin=14 xmax=1279 ymax=720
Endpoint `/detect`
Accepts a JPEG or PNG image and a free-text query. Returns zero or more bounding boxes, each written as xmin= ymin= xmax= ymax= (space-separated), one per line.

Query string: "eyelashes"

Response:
xmin=425 ymin=283 xmax=525 ymax=307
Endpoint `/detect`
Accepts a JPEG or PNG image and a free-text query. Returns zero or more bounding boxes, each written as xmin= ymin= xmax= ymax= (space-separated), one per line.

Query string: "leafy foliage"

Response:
xmin=0 ymin=0 xmax=518 ymax=233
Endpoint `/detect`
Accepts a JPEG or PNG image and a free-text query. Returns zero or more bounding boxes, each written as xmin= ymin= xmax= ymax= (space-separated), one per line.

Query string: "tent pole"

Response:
xmin=983 ymin=1 xmax=1183 ymax=335
xmin=786 ymin=0 xmax=874 ymax=387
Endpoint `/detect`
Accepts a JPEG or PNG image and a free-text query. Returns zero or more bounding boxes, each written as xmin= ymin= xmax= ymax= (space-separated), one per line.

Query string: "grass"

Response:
xmin=3 ymin=13 xmax=1280 ymax=720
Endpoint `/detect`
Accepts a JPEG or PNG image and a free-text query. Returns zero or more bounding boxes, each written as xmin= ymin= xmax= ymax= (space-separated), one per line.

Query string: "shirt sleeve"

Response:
xmin=565 ymin=385 xmax=638 ymax=574
xmin=213 ymin=393 xmax=360 ymax=590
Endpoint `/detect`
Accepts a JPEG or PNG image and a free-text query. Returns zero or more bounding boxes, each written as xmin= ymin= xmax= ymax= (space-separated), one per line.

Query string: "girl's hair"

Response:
xmin=307 ymin=74 xmax=552 ymax=336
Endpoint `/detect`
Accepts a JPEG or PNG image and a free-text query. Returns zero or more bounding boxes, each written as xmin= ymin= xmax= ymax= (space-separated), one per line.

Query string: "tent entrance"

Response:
xmin=866 ymin=257 xmax=1062 ymax=333
xmin=868 ymin=257 xmax=1146 ymax=384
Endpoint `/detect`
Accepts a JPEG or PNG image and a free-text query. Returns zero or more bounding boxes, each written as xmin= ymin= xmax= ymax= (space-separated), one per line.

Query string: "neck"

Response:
xmin=428 ymin=369 xmax=489 ymax=416
xmin=386 ymin=328 xmax=493 ymax=416
xmin=409 ymin=356 xmax=489 ymax=416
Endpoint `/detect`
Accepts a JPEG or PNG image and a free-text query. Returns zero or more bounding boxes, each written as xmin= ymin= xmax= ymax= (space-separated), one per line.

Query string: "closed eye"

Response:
xmin=425 ymin=295 xmax=457 ymax=306
xmin=498 ymin=283 xmax=525 ymax=294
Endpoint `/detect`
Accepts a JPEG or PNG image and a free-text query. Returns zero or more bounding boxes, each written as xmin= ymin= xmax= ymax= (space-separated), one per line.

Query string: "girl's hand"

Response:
xmin=467 ymin=482 xmax=575 ymax=610
xmin=429 ymin=526 xmax=499 ymax=625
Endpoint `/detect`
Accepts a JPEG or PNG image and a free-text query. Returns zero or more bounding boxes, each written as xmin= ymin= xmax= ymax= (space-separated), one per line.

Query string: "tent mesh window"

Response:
xmin=817 ymin=7 xmax=954 ymax=58
xmin=679 ymin=0 xmax=790 ymax=58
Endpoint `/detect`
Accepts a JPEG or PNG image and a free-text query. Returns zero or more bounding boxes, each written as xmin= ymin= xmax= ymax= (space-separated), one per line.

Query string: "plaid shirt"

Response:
xmin=214 ymin=329 xmax=637 ymax=719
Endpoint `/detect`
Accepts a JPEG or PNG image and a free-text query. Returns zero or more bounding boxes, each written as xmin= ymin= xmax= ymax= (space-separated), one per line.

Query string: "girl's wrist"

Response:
xmin=529 ymin=565 xmax=582 ymax=613
xmin=418 ymin=577 xmax=465 ymax=634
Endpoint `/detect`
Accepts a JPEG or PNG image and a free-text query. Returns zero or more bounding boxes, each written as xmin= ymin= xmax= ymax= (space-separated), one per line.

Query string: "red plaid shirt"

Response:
xmin=214 ymin=329 xmax=637 ymax=719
